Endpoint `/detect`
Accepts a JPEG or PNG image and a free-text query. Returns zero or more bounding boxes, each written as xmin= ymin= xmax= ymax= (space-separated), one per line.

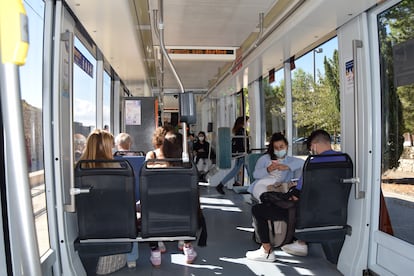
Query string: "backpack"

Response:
xmin=253 ymin=218 xmax=290 ymax=247
xmin=252 ymin=192 xmax=297 ymax=247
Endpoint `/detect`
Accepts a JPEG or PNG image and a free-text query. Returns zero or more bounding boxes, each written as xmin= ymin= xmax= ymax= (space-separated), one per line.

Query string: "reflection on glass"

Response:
xmin=73 ymin=37 xmax=97 ymax=138
xmin=378 ymin=0 xmax=414 ymax=245
xmin=103 ymin=71 xmax=111 ymax=130
xmin=264 ymin=69 xmax=285 ymax=141
xmin=20 ymin=0 xmax=50 ymax=256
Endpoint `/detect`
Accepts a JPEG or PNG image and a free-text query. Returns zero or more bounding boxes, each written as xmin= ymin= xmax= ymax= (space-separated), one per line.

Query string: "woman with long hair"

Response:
xmin=216 ymin=116 xmax=249 ymax=194
xmin=78 ymin=129 xmax=138 ymax=272
xmin=248 ymin=132 xmax=304 ymax=201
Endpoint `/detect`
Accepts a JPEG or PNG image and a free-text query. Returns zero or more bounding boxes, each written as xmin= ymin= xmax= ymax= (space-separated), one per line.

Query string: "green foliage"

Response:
xmin=263 ymin=49 xmax=341 ymax=141
xmin=397 ymin=85 xmax=414 ymax=134
xmin=264 ymin=78 xmax=285 ymax=137
xmin=377 ymin=0 xmax=413 ymax=170
xmin=291 ymin=53 xmax=340 ymax=138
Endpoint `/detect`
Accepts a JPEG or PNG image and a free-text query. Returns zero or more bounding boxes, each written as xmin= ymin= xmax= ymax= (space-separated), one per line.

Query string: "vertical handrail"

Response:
xmin=352 ymin=39 xmax=365 ymax=199
xmin=60 ymin=30 xmax=76 ymax=212
xmin=0 ymin=0 xmax=42 ymax=274
xmin=158 ymin=0 xmax=188 ymax=162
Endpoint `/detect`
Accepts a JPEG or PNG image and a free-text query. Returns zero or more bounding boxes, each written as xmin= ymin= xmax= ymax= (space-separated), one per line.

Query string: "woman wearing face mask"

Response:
xmin=247 ymin=132 xmax=304 ymax=202
xmin=193 ymin=131 xmax=211 ymax=181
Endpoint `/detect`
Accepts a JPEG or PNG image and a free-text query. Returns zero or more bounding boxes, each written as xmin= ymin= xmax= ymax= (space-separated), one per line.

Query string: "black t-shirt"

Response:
xmin=193 ymin=141 xmax=210 ymax=159
xmin=232 ymin=128 xmax=249 ymax=154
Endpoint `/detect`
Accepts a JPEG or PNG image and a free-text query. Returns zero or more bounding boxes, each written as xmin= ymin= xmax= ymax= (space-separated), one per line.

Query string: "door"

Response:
xmin=368 ymin=0 xmax=414 ymax=274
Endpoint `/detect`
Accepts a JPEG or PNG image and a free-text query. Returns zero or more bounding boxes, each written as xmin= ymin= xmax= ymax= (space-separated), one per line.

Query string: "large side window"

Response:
xmin=103 ymin=71 xmax=111 ymax=131
xmin=264 ymin=69 xmax=285 ymax=140
xmin=73 ymin=37 xmax=97 ymax=137
xmin=378 ymin=0 xmax=414 ymax=244
xmin=291 ymin=37 xmax=340 ymax=156
xmin=19 ymin=0 xmax=49 ymax=256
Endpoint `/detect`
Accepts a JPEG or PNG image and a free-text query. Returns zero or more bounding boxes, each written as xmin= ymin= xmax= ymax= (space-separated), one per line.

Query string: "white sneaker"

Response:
xmin=281 ymin=240 xmax=308 ymax=256
xmin=127 ymin=261 xmax=136 ymax=268
xmin=178 ymin=240 xmax=185 ymax=251
xmin=158 ymin=241 xmax=166 ymax=253
xmin=183 ymin=244 xmax=197 ymax=264
xmin=246 ymin=246 xmax=276 ymax=262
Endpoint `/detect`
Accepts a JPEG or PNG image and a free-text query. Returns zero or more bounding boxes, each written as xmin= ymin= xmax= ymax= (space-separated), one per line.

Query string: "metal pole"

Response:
xmin=313 ymin=48 xmax=323 ymax=83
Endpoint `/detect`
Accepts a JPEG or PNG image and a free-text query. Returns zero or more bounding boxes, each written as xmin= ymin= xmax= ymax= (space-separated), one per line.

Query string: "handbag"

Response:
xmin=259 ymin=187 xmax=300 ymax=209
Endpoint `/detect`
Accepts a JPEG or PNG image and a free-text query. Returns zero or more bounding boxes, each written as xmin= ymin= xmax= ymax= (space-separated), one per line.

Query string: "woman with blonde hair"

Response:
xmin=79 ymin=129 xmax=115 ymax=165
xmin=78 ymin=129 xmax=138 ymax=272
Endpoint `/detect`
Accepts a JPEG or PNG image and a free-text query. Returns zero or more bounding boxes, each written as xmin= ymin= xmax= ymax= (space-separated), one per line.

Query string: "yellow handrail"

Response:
xmin=0 ymin=0 xmax=29 ymax=65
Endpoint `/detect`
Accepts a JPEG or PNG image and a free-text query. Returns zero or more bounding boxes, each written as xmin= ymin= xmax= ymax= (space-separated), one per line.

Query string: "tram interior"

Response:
xmin=4 ymin=0 xmax=414 ymax=275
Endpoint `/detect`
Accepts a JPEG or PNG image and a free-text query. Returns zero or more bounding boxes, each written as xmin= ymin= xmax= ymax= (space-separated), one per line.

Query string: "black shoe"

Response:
xmin=216 ymin=183 xmax=225 ymax=195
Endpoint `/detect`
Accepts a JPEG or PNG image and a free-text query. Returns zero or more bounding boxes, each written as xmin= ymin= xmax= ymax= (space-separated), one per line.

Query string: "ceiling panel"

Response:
xmin=64 ymin=0 xmax=377 ymax=108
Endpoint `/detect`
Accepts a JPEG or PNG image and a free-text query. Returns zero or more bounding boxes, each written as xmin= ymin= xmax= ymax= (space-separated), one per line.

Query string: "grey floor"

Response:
xmin=110 ymin=185 xmax=342 ymax=276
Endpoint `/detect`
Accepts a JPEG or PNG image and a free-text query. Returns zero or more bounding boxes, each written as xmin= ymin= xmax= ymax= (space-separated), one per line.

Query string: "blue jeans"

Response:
xmin=221 ymin=156 xmax=244 ymax=185
xmin=126 ymin=242 xmax=138 ymax=263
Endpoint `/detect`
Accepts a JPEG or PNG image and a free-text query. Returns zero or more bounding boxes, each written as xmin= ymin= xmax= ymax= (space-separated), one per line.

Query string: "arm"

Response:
xmin=284 ymin=157 xmax=305 ymax=178
xmin=252 ymin=155 xmax=271 ymax=179
xmin=145 ymin=151 xmax=155 ymax=161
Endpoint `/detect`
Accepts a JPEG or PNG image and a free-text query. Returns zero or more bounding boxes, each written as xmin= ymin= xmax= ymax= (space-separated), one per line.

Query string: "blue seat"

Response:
xmin=114 ymin=155 xmax=146 ymax=201
xmin=245 ymin=152 xmax=264 ymax=183
xmin=294 ymin=153 xmax=353 ymax=264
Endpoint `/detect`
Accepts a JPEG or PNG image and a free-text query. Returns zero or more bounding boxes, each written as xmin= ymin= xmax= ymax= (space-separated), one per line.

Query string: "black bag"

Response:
xmin=253 ymin=217 xmax=289 ymax=247
xmin=254 ymin=190 xmax=298 ymax=247
xmin=259 ymin=187 xmax=300 ymax=209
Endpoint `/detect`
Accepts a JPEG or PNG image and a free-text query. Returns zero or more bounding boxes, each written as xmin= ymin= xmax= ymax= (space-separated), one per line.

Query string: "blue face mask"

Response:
xmin=274 ymin=149 xmax=286 ymax=158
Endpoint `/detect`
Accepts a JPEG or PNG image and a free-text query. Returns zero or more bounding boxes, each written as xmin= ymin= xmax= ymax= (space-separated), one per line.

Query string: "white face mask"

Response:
xmin=198 ymin=136 xmax=205 ymax=141
xmin=274 ymin=149 xmax=286 ymax=158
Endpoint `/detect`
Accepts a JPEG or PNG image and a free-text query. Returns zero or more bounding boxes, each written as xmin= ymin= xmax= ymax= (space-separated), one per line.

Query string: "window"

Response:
xmin=264 ymin=69 xmax=285 ymax=141
xmin=20 ymin=0 xmax=49 ymax=256
xmin=378 ymin=0 xmax=414 ymax=244
xmin=291 ymin=37 xmax=340 ymax=155
xmin=73 ymin=37 xmax=97 ymax=137
xmin=103 ymin=71 xmax=111 ymax=131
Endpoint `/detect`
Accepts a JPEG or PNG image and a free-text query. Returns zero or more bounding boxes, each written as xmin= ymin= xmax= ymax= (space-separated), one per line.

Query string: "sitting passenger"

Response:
xmin=73 ymin=133 xmax=86 ymax=162
xmin=145 ymin=129 xmax=198 ymax=267
xmin=245 ymin=129 xmax=342 ymax=262
xmin=114 ymin=132 xmax=139 ymax=269
xmin=248 ymin=132 xmax=304 ymax=201
xmin=78 ymin=129 xmax=128 ymax=274
xmin=280 ymin=129 xmax=343 ymax=257
xmin=193 ymin=131 xmax=212 ymax=181
xmin=115 ymin=132 xmax=133 ymax=154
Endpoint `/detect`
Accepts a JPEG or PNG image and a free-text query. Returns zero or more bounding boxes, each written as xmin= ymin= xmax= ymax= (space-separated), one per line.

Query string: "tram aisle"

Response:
xmin=111 ymin=185 xmax=341 ymax=276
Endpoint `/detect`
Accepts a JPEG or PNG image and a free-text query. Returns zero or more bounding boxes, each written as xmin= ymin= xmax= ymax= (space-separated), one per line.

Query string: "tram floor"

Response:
xmin=110 ymin=184 xmax=342 ymax=276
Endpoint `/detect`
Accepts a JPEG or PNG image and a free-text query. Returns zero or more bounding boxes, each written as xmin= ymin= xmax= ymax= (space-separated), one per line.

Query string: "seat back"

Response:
xmin=296 ymin=153 xmax=353 ymax=229
xmin=114 ymin=155 xmax=146 ymax=201
xmin=75 ymin=160 xmax=137 ymax=239
xmin=114 ymin=150 xmax=146 ymax=157
xmin=245 ymin=152 xmax=264 ymax=183
xmin=140 ymin=160 xmax=199 ymax=238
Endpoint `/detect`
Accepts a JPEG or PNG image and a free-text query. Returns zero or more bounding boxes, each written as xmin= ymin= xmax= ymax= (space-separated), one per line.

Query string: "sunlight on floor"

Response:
xmin=170 ymin=253 xmax=223 ymax=270
xmin=200 ymin=205 xmax=242 ymax=212
xmin=219 ymin=255 xmax=313 ymax=276
xmin=236 ymin=226 xmax=254 ymax=232
xmin=200 ymin=197 xmax=235 ymax=205
xmin=200 ymin=197 xmax=242 ymax=212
